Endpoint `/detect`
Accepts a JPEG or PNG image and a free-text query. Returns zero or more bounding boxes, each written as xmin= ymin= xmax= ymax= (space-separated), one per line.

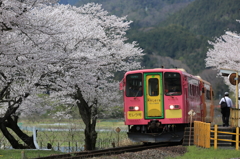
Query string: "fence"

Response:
xmin=0 ymin=130 xmax=127 ymax=152
xmin=194 ymin=121 xmax=240 ymax=150
xmin=0 ymin=120 xmax=129 ymax=152
xmin=231 ymin=108 xmax=240 ymax=127
xmin=194 ymin=121 xmax=211 ymax=148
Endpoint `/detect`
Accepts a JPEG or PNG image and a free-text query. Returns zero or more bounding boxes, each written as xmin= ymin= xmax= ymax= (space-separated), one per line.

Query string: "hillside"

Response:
xmin=72 ymin=0 xmax=240 ymax=73
xmin=74 ymin=0 xmax=194 ymax=28
xmin=160 ymin=0 xmax=240 ymax=37
xmin=128 ymin=24 xmax=209 ymax=74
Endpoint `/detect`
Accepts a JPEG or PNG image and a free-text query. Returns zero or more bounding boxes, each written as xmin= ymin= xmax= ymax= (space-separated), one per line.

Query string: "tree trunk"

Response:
xmin=0 ymin=117 xmax=35 ymax=149
xmin=6 ymin=117 xmax=36 ymax=148
xmin=75 ymin=86 xmax=98 ymax=150
xmin=77 ymin=101 xmax=98 ymax=150
xmin=84 ymin=124 xmax=97 ymax=150
xmin=0 ymin=94 xmax=36 ymax=149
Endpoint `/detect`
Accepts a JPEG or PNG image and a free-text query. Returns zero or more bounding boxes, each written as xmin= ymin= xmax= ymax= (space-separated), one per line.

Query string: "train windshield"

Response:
xmin=126 ymin=73 xmax=142 ymax=97
xmin=164 ymin=72 xmax=182 ymax=95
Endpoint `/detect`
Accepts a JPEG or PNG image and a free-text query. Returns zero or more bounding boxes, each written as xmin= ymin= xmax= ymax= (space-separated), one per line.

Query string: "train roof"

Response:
xmin=124 ymin=68 xmax=210 ymax=84
xmin=125 ymin=68 xmax=192 ymax=77
xmin=125 ymin=68 xmax=184 ymax=73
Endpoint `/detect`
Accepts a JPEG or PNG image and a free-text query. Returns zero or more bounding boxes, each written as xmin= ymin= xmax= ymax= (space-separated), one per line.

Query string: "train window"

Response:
xmin=164 ymin=72 xmax=182 ymax=96
xmin=189 ymin=84 xmax=192 ymax=96
xmin=148 ymin=78 xmax=159 ymax=96
xmin=196 ymin=86 xmax=199 ymax=96
xmin=126 ymin=73 xmax=143 ymax=97
xmin=206 ymin=90 xmax=211 ymax=100
xmin=193 ymin=85 xmax=196 ymax=96
xmin=188 ymin=84 xmax=200 ymax=96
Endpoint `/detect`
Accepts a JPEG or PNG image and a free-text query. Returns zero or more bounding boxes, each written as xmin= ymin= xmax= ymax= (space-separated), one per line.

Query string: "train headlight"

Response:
xmin=134 ymin=106 xmax=140 ymax=111
xmin=129 ymin=106 xmax=140 ymax=111
xmin=169 ymin=105 xmax=180 ymax=110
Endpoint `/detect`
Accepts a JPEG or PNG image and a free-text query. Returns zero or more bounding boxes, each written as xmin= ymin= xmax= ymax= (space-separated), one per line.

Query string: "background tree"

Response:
xmin=205 ymin=20 xmax=240 ymax=93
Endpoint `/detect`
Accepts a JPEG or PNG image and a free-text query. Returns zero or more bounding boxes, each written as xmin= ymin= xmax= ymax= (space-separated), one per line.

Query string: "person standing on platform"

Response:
xmin=219 ymin=92 xmax=233 ymax=127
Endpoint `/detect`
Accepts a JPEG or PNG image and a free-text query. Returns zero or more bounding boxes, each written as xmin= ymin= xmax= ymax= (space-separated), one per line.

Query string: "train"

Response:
xmin=119 ymin=68 xmax=214 ymax=143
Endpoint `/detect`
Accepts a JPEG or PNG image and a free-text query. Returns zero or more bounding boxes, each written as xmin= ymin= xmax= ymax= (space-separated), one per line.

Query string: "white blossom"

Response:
xmin=0 ymin=1 xmax=143 ymax=119
xmin=205 ymin=20 xmax=240 ymax=92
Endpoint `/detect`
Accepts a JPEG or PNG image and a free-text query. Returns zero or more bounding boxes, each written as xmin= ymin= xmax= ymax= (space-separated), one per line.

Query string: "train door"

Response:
xmin=144 ymin=73 xmax=164 ymax=119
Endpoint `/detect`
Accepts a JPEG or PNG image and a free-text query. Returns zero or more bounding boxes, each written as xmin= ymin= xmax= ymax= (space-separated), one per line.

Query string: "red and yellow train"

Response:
xmin=119 ymin=68 xmax=214 ymax=143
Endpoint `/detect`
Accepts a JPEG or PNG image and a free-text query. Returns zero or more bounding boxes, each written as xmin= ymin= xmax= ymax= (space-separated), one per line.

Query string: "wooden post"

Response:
xmin=236 ymin=127 xmax=239 ymax=150
xmin=188 ymin=110 xmax=196 ymax=146
xmin=189 ymin=117 xmax=192 ymax=146
xmin=69 ymin=141 xmax=70 ymax=153
xmin=194 ymin=121 xmax=197 ymax=146
xmin=236 ymin=72 xmax=239 ymax=109
xmin=205 ymin=123 xmax=210 ymax=148
xmin=116 ymin=127 xmax=121 ymax=147
xmin=200 ymin=122 xmax=204 ymax=147
xmin=214 ymin=125 xmax=218 ymax=150
xmin=194 ymin=121 xmax=200 ymax=146
xmin=193 ymin=121 xmax=196 ymax=145
xmin=21 ymin=151 xmax=27 ymax=159
xmin=112 ymin=142 xmax=115 ymax=148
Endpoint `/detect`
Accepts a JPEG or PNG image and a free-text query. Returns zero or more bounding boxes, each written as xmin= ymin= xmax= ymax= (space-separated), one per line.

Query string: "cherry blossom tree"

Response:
xmin=1 ymin=1 xmax=143 ymax=150
xmin=205 ymin=21 xmax=240 ymax=92
xmin=0 ymin=0 xmax=63 ymax=149
xmin=35 ymin=3 xmax=143 ymax=150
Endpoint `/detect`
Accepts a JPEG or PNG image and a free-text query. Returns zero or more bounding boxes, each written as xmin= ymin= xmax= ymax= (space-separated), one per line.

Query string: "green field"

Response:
xmin=0 ymin=119 xmax=135 ymax=158
xmin=0 ymin=149 xmax=64 ymax=159
xmin=17 ymin=119 xmax=130 ymax=149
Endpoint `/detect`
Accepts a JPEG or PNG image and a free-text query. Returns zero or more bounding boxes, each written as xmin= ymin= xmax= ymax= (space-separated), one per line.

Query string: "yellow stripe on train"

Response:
xmin=127 ymin=111 xmax=143 ymax=119
xmin=166 ymin=109 xmax=182 ymax=118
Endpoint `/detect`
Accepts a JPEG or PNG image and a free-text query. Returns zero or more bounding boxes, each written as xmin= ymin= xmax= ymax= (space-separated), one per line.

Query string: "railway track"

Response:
xmin=32 ymin=143 xmax=171 ymax=159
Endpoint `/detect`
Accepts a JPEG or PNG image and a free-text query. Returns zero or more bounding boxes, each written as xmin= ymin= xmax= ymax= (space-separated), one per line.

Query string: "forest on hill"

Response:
xmin=75 ymin=0 xmax=194 ymax=27
xmin=161 ymin=0 xmax=240 ymax=37
xmin=127 ymin=24 xmax=209 ymax=74
xmin=60 ymin=0 xmax=240 ymax=99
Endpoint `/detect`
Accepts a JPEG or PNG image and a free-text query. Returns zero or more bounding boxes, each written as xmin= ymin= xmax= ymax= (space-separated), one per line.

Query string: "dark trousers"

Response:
xmin=221 ymin=107 xmax=230 ymax=126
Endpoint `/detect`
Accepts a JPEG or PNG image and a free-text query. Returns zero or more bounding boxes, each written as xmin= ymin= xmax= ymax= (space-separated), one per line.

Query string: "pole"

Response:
xmin=236 ymin=73 xmax=239 ymax=127
xmin=189 ymin=114 xmax=192 ymax=146
xmin=236 ymin=72 xmax=239 ymax=109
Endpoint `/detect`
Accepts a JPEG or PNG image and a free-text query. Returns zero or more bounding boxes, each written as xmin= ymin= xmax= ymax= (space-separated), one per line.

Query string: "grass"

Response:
xmin=170 ymin=146 xmax=240 ymax=159
xmin=0 ymin=149 xmax=64 ymax=159
xmin=96 ymin=120 xmax=127 ymax=130
xmin=18 ymin=119 xmax=127 ymax=130
xmin=1 ymin=145 xmax=240 ymax=159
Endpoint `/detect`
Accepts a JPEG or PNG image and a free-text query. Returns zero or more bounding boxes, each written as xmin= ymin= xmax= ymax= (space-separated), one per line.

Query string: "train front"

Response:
xmin=120 ymin=69 xmax=188 ymax=143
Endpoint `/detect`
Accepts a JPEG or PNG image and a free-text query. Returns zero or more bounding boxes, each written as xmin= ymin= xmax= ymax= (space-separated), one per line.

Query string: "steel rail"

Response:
xmin=32 ymin=143 xmax=170 ymax=159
